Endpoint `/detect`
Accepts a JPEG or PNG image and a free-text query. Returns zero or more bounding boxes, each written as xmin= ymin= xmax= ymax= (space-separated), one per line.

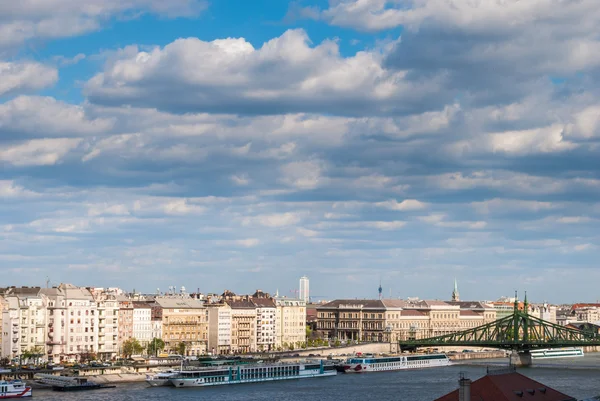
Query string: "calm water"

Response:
xmin=34 ymin=355 xmax=600 ymax=401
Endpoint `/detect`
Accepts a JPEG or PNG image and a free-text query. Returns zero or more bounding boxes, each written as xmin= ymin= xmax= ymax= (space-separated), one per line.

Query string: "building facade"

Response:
xmin=132 ymin=302 xmax=152 ymax=346
xmin=207 ymin=303 xmax=232 ymax=355
xmin=274 ymin=296 xmax=306 ymax=350
xmin=227 ymin=300 xmax=257 ymax=353
xmin=153 ymin=296 xmax=208 ymax=356
xmin=253 ymin=298 xmax=276 ymax=351
xmin=299 ymin=276 xmax=309 ymax=303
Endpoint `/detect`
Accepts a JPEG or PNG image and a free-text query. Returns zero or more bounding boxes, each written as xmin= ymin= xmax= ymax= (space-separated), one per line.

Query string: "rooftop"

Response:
xmin=434 ymin=371 xmax=576 ymax=401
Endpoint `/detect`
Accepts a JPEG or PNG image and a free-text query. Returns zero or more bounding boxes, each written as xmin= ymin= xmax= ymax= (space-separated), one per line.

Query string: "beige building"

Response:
xmin=117 ymin=298 xmax=134 ymax=353
xmin=274 ymin=296 xmax=306 ymax=350
xmin=226 ymin=300 xmax=257 ymax=353
xmin=153 ymin=296 xmax=208 ymax=356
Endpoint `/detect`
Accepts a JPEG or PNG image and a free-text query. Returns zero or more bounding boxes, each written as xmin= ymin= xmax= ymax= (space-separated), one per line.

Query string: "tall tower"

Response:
xmin=452 ymin=278 xmax=460 ymax=302
xmin=378 ymin=280 xmax=383 ymax=300
xmin=299 ymin=276 xmax=309 ymax=303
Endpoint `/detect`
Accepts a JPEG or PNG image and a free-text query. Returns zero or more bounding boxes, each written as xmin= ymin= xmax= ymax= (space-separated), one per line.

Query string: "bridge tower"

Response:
xmin=509 ymin=291 xmax=533 ymax=367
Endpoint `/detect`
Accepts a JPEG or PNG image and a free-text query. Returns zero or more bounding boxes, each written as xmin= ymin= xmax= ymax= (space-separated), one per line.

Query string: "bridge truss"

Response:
xmin=399 ymin=300 xmax=600 ymax=352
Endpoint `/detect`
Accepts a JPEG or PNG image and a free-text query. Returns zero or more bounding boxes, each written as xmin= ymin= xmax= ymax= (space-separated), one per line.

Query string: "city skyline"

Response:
xmin=2 ymin=1 xmax=600 ymax=303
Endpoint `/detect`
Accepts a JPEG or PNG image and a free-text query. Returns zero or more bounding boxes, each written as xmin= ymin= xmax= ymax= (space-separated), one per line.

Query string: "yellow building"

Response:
xmin=274 ymin=296 xmax=306 ymax=350
xmin=153 ymin=296 xmax=207 ymax=356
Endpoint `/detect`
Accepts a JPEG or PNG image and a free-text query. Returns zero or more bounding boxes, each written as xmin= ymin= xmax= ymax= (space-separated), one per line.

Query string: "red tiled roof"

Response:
xmin=434 ymin=372 xmax=576 ymax=401
xmin=571 ymin=303 xmax=600 ymax=311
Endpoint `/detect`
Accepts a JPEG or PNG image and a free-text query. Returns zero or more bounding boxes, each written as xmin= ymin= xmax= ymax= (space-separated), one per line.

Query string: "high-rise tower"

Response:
xmin=452 ymin=278 xmax=460 ymax=302
xmin=299 ymin=276 xmax=309 ymax=303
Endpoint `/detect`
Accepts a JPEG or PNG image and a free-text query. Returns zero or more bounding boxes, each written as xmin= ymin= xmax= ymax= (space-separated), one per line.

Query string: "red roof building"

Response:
xmin=435 ymin=369 xmax=577 ymax=401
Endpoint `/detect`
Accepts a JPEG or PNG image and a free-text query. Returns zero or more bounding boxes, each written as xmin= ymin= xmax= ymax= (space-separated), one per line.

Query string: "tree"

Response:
xmin=79 ymin=352 xmax=97 ymax=363
xmin=0 ymin=357 xmax=10 ymax=367
xmin=147 ymin=338 xmax=165 ymax=357
xmin=122 ymin=338 xmax=144 ymax=358
xmin=177 ymin=342 xmax=186 ymax=356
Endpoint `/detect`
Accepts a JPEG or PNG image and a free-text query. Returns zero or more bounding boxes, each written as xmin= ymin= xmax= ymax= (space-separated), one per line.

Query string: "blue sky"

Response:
xmin=2 ymin=0 xmax=600 ymax=303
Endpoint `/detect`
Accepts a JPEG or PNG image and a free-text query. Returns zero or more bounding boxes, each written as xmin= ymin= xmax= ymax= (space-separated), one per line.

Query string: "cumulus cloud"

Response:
xmin=0 ymin=0 xmax=208 ymax=50
xmin=0 ymin=138 xmax=82 ymax=166
xmin=0 ymin=62 xmax=57 ymax=96
xmin=84 ymin=29 xmax=446 ymax=116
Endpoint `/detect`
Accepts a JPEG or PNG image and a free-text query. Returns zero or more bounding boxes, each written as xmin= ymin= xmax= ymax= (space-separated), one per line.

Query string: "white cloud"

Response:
xmin=85 ymin=29 xmax=443 ymax=116
xmin=236 ymin=238 xmax=260 ymax=247
xmin=376 ymin=199 xmax=427 ymax=211
xmin=243 ymin=212 xmax=302 ymax=228
xmin=162 ymin=199 xmax=206 ymax=215
xmin=0 ymin=180 xmax=38 ymax=198
xmin=297 ymin=227 xmax=319 ymax=237
xmin=0 ymin=62 xmax=57 ymax=96
xmin=0 ymin=138 xmax=82 ymax=166
xmin=0 ymin=96 xmax=113 ymax=139
xmin=0 ymin=0 xmax=208 ymax=49
xmin=280 ymin=160 xmax=326 ymax=190
xmin=471 ymin=199 xmax=556 ymax=214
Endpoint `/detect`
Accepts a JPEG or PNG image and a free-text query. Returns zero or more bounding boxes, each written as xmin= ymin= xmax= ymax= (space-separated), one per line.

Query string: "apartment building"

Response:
xmin=90 ymin=289 xmax=119 ymax=360
xmin=132 ymin=302 xmax=152 ymax=346
xmin=253 ymin=298 xmax=276 ymax=352
xmin=274 ymin=296 xmax=306 ymax=349
xmin=153 ymin=296 xmax=208 ymax=356
xmin=207 ymin=302 xmax=232 ymax=355
xmin=117 ymin=297 xmax=133 ymax=351
xmin=226 ymin=300 xmax=257 ymax=353
xmin=0 ymin=287 xmax=47 ymax=360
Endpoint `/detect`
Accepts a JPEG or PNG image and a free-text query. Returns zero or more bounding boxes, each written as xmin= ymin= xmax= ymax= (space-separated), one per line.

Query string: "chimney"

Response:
xmin=459 ymin=376 xmax=471 ymax=401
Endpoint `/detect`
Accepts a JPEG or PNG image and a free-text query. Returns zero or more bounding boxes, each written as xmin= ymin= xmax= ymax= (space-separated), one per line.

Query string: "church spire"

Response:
xmin=451 ymin=278 xmax=460 ymax=302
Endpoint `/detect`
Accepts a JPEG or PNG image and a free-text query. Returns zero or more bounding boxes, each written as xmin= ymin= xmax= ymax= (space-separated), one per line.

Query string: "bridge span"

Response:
xmin=398 ymin=293 xmax=600 ymax=366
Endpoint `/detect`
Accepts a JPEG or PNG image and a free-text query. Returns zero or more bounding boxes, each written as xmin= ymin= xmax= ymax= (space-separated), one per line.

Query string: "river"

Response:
xmin=34 ymin=354 xmax=600 ymax=400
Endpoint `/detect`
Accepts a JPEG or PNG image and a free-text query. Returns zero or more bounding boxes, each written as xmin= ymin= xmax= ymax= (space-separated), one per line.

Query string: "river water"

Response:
xmin=34 ymin=355 xmax=600 ymax=401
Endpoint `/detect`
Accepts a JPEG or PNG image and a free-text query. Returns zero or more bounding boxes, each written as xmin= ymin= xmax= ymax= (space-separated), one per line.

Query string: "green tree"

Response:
xmin=177 ymin=342 xmax=187 ymax=356
xmin=122 ymin=338 xmax=144 ymax=358
xmin=147 ymin=338 xmax=165 ymax=357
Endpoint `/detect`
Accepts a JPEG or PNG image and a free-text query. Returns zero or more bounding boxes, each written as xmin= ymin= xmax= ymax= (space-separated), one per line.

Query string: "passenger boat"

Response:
xmin=169 ymin=361 xmax=336 ymax=388
xmin=145 ymin=369 xmax=179 ymax=387
xmin=530 ymin=347 xmax=584 ymax=359
xmin=335 ymin=353 xmax=451 ymax=373
xmin=0 ymin=379 xmax=32 ymax=398
xmin=34 ymin=374 xmax=115 ymax=391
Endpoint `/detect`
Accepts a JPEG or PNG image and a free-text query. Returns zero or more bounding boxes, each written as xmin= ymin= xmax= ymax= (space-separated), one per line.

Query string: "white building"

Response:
xmin=58 ymin=284 xmax=98 ymax=362
xmin=1 ymin=288 xmax=47 ymax=361
xmin=299 ymin=276 xmax=309 ymax=303
xmin=274 ymin=296 xmax=306 ymax=350
xmin=132 ymin=302 xmax=153 ymax=346
xmin=90 ymin=288 xmax=119 ymax=360
xmin=253 ymin=298 xmax=276 ymax=352
xmin=207 ymin=303 xmax=231 ymax=355
xmin=151 ymin=319 xmax=162 ymax=342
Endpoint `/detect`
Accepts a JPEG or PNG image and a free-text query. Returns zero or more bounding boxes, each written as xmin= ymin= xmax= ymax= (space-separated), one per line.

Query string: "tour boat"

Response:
xmin=169 ymin=361 xmax=336 ymax=388
xmin=34 ymin=374 xmax=115 ymax=391
xmin=335 ymin=353 xmax=451 ymax=373
xmin=530 ymin=347 xmax=584 ymax=359
xmin=145 ymin=369 xmax=179 ymax=387
xmin=0 ymin=379 xmax=32 ymax=398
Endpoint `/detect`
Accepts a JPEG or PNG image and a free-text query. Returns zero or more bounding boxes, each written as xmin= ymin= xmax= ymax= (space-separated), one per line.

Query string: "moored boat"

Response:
xmin=530 ymin=347 xmax=584 ymax=359
xmin=34 ymin=374 xmax=115 ymax=391
xmin=0 ymin=379 xmax=32 ymax=399
xmin=145 ymin=369 xmax=179 ymax=387
xmin=169 ymin=360 xmax=336 ymax=388
xmin=335 ymin=353 xmax=451 ymax=373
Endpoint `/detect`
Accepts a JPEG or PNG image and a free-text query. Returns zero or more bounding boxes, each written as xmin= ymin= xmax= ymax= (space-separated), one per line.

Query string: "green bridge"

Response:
xmin=398 ymin=293 xmax=600 ymax=366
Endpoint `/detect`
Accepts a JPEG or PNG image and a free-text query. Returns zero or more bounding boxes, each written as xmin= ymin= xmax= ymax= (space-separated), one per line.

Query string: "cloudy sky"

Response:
xmin=2 ymin=0 xmax=600 ymax=303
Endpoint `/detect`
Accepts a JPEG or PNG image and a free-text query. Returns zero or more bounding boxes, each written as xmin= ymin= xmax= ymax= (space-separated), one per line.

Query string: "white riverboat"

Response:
xmin=169 ymin=361 xmax=336 ymax=388
xmin=335 ymin=353 xmax=451 ymax=373
xmin=145 ymin=369 xmax=179 ymax=387
xmin=530 ymin=347 xmax=584 ymax=359
xmin=0 ymin=379 xmax=32 ymax=399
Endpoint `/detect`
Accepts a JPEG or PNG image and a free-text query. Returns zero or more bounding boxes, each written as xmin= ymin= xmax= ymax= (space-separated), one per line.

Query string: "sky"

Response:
xmin=2 ymin=0 xmax=600 ymax=304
